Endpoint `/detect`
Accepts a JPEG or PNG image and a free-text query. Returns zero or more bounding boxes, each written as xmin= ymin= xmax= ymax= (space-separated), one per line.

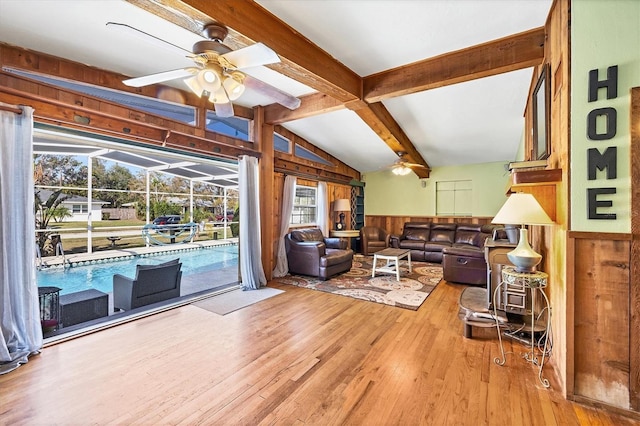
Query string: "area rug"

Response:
xmin=275 ymin=255 xmax=442 ymax=310
xmin=192 ymin=287 xmax=284 ymax=315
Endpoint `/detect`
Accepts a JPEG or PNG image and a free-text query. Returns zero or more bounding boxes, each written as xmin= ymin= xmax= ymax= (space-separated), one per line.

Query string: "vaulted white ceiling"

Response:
xmin=0 ymin=0 xmax=553 ymax=174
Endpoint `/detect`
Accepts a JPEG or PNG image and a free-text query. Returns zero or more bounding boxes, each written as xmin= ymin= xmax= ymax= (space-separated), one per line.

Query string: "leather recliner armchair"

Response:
xmin=360 ymin=226 xmax=390 ymax=255
xmin=285 ymin=228 xmax=353 ymax=280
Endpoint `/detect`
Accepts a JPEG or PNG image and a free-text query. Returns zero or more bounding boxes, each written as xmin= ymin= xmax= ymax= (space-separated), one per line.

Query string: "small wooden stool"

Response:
xmin=458 ymin=287 xmax=502 ymax=338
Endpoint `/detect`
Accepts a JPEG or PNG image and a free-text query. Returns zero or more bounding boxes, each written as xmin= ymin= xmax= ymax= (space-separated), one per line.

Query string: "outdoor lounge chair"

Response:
xmin=113 ymin=258 xmax=182 ymax=311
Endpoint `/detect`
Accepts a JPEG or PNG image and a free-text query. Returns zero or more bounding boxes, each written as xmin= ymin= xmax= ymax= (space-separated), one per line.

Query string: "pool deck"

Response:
xmin=38 ymin=238 xmax=238 ymax=268
xmin=39 ymin=238 xmax=241 ymax=342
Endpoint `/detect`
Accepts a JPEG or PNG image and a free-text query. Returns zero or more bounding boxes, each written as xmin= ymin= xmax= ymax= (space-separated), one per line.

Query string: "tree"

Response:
xmin=34 ymin=154 xmax=87 ymax=189
xmin=50 ymin=206 xmax=72 ymax=222
xmin=92 ymin=159 xmax=135 ymax=207
xmin=34 ymin=189 xmax=69 ymax=253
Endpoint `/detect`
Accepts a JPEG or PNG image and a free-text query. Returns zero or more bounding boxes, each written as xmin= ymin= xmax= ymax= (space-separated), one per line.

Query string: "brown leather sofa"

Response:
xmin=359 ymin=226 xmax=390 ymax=255
xmin=390 ymin=222 xmax=503 ymax=285
xmin=285 ymin=228 xmax=354 ymax=279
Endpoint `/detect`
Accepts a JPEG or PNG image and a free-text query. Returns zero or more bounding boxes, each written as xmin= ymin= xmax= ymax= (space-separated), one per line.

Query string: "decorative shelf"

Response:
xmin=507 ymin=168 xmax=562 ymax=222
xmin=510 ymin=168 xmax=562 ymax=186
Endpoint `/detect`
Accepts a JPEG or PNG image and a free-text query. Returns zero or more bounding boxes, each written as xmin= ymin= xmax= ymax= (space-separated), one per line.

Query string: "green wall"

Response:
xmin=570 ymin=0 xmax=640 ymax=232
xmin=362 ymin=161 xmax=510 ymax=217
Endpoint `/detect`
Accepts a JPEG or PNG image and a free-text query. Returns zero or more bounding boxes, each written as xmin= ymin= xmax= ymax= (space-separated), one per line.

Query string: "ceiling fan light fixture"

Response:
xmin=223 ymin=72 xmax=246 ymax=101
xmin=209 ymin=86 xmax=230 ymax=104
xmin=196 ymin=66 xmax=222 ymax=94
xmin=184 ymin=76 xmax=204 ymax=97
xmin=392 ymin=165 xmax=412 ymax=176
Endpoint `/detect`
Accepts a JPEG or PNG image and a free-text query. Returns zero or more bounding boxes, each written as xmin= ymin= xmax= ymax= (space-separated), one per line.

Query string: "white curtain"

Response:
xmin=317 ymin=181 xmax=329 ymax=236
xmin=0 ymin=104 xmax=42 ymax=375
xmin=272 ymin=175 xmax=296 ymax=278
xmin=238 ymin=155 xmax=266 ymax=290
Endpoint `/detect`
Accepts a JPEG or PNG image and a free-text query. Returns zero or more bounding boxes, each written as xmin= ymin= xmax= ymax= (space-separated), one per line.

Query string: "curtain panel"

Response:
xmin=317 ymin=181 xmax=329 ymax=236
xmin=238 ymin=155 xmax=266 ymax=290
xmin=272 ymin=175 xmax=296 ymax=278
xmin=0 ymin=103 xmax=42 ymax=375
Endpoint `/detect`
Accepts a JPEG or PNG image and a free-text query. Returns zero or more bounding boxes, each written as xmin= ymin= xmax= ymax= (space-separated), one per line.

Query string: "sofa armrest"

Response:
xmin=390 ymin=235 xmax=401 ymax=248
xmin=286 ymin=241 xmax=325 ymax=276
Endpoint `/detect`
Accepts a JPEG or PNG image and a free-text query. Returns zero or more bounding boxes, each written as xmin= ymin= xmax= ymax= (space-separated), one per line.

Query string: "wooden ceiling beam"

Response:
xmin=264 ymin=92 xmax=345 ymax=125
xmin=179 ymin=0 xmax=362 ymax=103
xmin=364 ymin=27 xmax=545 ymax=103
xmin=351 ymin=102 xmax=430 ymax=179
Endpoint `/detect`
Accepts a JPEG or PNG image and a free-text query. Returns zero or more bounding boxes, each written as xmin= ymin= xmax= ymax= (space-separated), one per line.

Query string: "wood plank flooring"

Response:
xmin=1 ymin=279 xmax=637 ymax=425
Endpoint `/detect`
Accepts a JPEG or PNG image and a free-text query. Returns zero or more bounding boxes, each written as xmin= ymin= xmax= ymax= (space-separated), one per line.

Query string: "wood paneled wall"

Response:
xmin=365 ymin=215 xmax=494 ymax=237
xmin=269 ymin=173 xmax=353 ymax=277
xmin=519 ymin=0 xmax=572 ymax=398
xmin=570 ymin=234 xmax=632 ymax=409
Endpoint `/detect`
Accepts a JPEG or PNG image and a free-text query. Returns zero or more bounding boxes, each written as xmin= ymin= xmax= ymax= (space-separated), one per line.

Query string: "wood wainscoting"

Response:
xmin=365 ymin=215 xmax=495 ymax=237
xmin=568 ymin=231 xmax=633 ymax=411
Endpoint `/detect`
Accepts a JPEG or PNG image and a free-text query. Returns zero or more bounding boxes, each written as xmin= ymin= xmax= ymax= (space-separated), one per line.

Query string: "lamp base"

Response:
xmin=507 ymin=228 xmax=542 ymax=273
xmin=337 ymin=212 xmax=345 ymax=230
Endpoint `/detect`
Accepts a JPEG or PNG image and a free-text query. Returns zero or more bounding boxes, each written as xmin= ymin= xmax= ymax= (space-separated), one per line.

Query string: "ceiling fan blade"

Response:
xmin=221 ymin=43 xmax=280 ymax=69
xmin=123 ymin=68 xmax=195 ymax=87
xmin=243 ymin=75 xmax=301 ymax=110
xmin=213 ymin=102 xmax=234 ymax=118
xmin=106 ymin=22 xmax=192 ymax=57
xmin=404 ymin=162 xmax=427 ymax=168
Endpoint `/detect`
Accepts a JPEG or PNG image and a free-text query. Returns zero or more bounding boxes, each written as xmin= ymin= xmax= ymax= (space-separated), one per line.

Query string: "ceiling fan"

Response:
xmin=389 ymin=152 xmax=428 ymax=175
xmin=112 ymin=22 xmax=301 ymax=118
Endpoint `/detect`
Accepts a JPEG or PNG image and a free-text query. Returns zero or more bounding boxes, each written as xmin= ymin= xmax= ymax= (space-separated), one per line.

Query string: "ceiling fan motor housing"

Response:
xmin=193 ymin=40 xmax=232 ymax=56
xmin=193 ymin=23 xmax=232 ymax=56
xmin=202 ymin=23 xmax=228 ymax=42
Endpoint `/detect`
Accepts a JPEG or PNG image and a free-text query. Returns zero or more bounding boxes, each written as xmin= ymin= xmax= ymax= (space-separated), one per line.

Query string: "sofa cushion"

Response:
xmin=424 ymin=241 xmax=452 ymax=252
xmin=399 ymin=239 xmax=426 ymax=250
xmin=429 ymin=224 xmax=456 ymax=243
xmin=404 ymin=228 xmax=430 ymax=241
xmin=291 ymin=228 xmax=324 ymax=242
xmin=455 ymin=230 xmax=480 ymax=246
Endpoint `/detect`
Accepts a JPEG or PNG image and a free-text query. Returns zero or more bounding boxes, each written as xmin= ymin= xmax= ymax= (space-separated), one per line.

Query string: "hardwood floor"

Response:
xmin=1 ymin=279 xmax=637 ymax=425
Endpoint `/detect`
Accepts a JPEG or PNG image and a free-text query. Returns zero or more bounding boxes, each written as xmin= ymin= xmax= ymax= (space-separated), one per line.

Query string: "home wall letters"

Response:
xmin=586 ymin=65 xmax=618 ymax=220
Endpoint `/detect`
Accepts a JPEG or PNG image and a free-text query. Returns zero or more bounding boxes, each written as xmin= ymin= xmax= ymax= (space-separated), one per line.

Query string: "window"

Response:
xmin=290 ymin=185 xmax=317 ymax=225
xmin=295 ymin=144 xmax=333 ymax=166
xmin=274 ymin=133 xmax=290 ymax=153
xmin=72 ymin=204 xmax=88 ymax=214
xmin=205 ymin=111 xmax=250 ymax=140
xmin=436 ymin=180 xmax=472 ymax=216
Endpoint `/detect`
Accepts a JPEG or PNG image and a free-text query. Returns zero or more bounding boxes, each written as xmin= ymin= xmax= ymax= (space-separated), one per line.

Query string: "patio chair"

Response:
xmin=113 ymin=258 xmax=182 ymax=311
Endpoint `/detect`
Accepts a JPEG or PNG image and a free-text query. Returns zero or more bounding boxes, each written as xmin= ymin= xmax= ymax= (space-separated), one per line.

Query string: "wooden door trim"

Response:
xmin=630 ymin=86 xmax=640 ymax=410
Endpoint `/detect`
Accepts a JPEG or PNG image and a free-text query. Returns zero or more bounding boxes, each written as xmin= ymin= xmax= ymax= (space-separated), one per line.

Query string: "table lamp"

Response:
xmin=333 ymin=198 xmax=350 ymax=230
xmin=491 ymin=193 xmax=554 ymax=272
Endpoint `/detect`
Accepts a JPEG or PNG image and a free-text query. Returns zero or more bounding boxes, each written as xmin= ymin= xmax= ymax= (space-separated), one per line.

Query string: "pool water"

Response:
xmin=37 ymin=245 xmax=238 ymax=295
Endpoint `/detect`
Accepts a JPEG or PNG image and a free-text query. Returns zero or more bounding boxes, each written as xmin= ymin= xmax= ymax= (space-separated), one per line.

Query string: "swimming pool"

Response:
xmin=37 ymin=245 xmax=238 ymax=295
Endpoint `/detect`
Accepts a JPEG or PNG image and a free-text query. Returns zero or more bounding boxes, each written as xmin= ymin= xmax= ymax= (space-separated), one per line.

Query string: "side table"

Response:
xmin=330 ymin=229 xmax=360 ymax=251
xmin=38 ymin=286 xmax=61 ymax=332
xmin=493 ymin=267 xmax=551 ymax=388
xmin=458 ymin=286 xmax=508 ymax=338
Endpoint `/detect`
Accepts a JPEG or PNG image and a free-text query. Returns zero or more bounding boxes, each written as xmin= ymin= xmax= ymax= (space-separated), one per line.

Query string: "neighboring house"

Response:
xmin=36 ymin=189 xmax=109 ymax=222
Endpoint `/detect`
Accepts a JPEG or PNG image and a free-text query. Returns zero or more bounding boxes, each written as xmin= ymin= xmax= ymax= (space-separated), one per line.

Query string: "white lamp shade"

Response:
xmin=491 ymin=193 xmax=554 ymax=226
xmin=184 ymin=76 xmax=204 ymax=97
xmin=333 ymin=198 xmax=350 ymax=212
xmin=198 ymin=68 xmax=221 ymax=93
xmin=223 ymin=74 xmax=246 ymax=101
